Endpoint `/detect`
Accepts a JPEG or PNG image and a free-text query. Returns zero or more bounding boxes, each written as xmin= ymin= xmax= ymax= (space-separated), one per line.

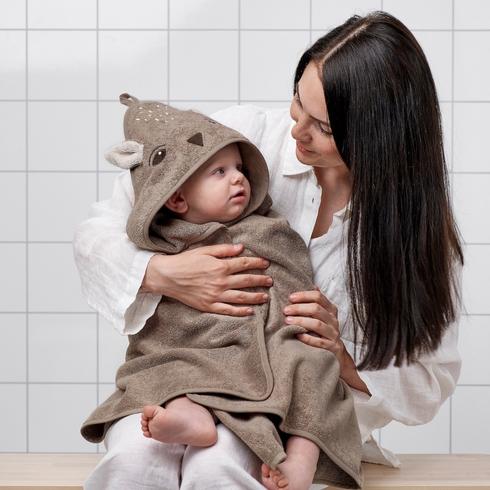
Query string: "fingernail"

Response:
xmin=262 ymin=294 xmax=269 ymax=301
xmin=283 ymin=307 xmax=291 ymax=314
xmin=286 ymin=317 xmax=293 ymax=323
xmin=263 ymin=259 xmax=270 ymax=267
xmin=289 ymin=294 xmax=297 ymax=300
xmin=247 ymin=308 xmax=254 ymax=315
xmin=266 ymin=278 xmax=273 ymax=285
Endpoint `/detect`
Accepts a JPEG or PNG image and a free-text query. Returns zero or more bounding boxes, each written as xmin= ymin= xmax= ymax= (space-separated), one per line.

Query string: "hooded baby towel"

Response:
xmin=80 ymin=94 xmax=363 ymax=489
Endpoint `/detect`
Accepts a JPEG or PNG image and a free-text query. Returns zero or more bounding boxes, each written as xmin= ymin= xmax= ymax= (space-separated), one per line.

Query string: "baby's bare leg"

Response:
xmin=141 ymin=395 xmax=217 ymax=447
xmin=261 ymin=435 xmax=320 ymax=490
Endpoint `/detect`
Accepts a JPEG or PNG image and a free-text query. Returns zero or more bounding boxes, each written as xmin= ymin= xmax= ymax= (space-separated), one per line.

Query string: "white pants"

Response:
xmin=83 ymin=413 xmax=265 ymax=489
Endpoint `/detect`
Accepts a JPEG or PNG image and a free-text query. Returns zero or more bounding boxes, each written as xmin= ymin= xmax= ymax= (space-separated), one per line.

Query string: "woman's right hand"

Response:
xmin=140 ymin=243 xmax=272 ymax=316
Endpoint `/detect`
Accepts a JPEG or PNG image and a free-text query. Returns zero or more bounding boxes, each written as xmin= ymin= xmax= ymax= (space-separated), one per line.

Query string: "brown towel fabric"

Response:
xmin=80 ymin=94 xmax=363 ymax=489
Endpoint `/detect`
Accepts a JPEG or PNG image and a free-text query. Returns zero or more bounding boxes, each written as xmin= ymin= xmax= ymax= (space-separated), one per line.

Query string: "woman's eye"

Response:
xmin=318 ymin=123 xmax=332 ymax=136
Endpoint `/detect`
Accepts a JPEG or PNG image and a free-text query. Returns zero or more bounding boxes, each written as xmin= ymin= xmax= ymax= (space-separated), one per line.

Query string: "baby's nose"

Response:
xmin=231 ymin=170 xmax=243 ymax=183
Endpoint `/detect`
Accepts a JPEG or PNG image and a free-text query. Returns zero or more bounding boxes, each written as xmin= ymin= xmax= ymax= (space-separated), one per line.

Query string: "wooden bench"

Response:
xmin=0 ymin=454 xmax=489 ymax=489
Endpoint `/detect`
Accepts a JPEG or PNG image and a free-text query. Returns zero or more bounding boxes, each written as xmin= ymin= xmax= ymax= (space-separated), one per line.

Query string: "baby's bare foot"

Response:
xmin=140 ymin=396 xmax=217 ymax=447
xmin=261 ymin=463 xmax=288 ymax=489
xmin=261 ymin=436 xmax=319 ymax=490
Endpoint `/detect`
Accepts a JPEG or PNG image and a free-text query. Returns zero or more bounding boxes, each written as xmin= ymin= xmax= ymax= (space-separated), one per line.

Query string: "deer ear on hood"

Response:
xmin=104 ymin=140 xmax=144 ymax=169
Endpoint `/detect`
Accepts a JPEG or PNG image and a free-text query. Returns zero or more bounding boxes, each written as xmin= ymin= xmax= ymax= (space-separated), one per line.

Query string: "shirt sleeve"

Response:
xmin=72 ymin=170 xmax=162 ymax=335
xmin=348 ymin=270 xmax=463 ymax=444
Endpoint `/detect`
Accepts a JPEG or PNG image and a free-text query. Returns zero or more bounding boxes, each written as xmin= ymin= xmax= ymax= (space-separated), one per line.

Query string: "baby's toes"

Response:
xmin=261 ymin=463 xmax=271 ymax=478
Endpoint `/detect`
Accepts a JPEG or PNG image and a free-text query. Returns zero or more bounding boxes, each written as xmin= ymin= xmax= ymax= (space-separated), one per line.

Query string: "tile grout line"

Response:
xmin=95 ymin=0 xmax=100 ymax=453
xmin=4 ymin=311 xmax=490 ymax=316
xmin=4 ymin=241 xmax=490 ymax=246
xmin=5 ymin=99 xmax=490 ymax=103
xmin=309 ymin=0 xmax=312 ymax=44
xmin=449 ymin=0 xmax=455 ymax=455
xmin=5 ymin=27 xmax=490 ymax=32
xmin=11 ymin=380 xmax=490 ymax=387
xmin=238 ymin=0 xmax=241 ymax=104
xmin=167 ymin=0 xmax=170 ymax=104
xmin=25 ymin=0 xmax=29 ymax=453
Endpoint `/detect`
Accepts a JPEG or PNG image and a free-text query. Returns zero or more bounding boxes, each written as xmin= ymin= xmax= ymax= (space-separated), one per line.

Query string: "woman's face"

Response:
xmin=289 ymin=61 xmax=346 ymax=171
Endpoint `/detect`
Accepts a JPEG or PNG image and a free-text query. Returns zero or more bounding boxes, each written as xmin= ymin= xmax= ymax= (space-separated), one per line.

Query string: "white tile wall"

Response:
xmin=98 ymin=316 xmax=128 ymax=383
xmin=0 ymin=315 xmax=27 ymax=382
xmin=28 ymin=243 xmax=91 ymax=312
xmin=170 ymin=0 xmax=237 ymax=29
xmin=28 ymin=0 xmax=97 ymax=28
xmin=462 ymin=245 xmax=490 ymax=314
xmin=0 ymin=173 xmax=26 ymax=241
xmin=0 ymin=102 xmax=26 ymax=171
xmin=99 ymin=31 xmax=167 ymax=100
xmin=452 ymin=386 xmax=490 ymax=453
xmin=0 ymin=244 xmax=26 ymax=311
xmin=311 ymin=0 xmax=381 ymax=30
xmin=99 ymin=0 xmax=167 ymax=29
xmin=454 ymin=103 xmax=490 ymax=172
xmin=28 ymin=384 xmax=97 ymax=452
xmin=28 ymin=31 xmax=97 ymax=100
xmin=1 ymin=0 xmax=488 ymax=460
xmin=28 ymin=102 xmax=97 ymax=171
xmin=0 ymin=0 xmax=26 ymax=28
xmin=384 ymin=0 xmax=452 ymax=30
xmin=454 ymin=32 xmax=490 ymax=101
xmin=241 ymin=0 xmax=310 ymax=29
xmin=454 ymin=0 xmax=490 ymax=29
xmin=453 ymin=174 xmax=490 ymax=243
xmin=28 ymin=173 xmax=96 ymax=241
xmin=169 ymin=31 xmax=238 ymax=100
xmin=241 ymin=31 xmax=310 ymax=100
xmin=0 ymin=385 xmax=26 ymax=451
xmin=0 ymin=31 xmax=26 ymax=99
xmin=28 ymin=314 xmax=97 ymax=382
xmin=413 ymin=31 xmax=452 ymax=101
xmin=457 ymin=315 xmax=490 ymax=385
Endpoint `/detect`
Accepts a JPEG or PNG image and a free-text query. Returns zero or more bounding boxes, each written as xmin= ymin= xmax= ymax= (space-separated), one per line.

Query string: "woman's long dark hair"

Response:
xmin=294 ymin=12 xmax=464 ymax=370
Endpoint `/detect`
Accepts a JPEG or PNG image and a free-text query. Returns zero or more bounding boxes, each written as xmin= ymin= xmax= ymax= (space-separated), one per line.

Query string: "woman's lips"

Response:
xmin=296 ymin=141 xmax=315 ymax=154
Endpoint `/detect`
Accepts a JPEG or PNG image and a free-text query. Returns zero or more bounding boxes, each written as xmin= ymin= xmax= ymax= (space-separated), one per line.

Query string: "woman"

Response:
xmin=75 ymin=12 xmax=463 ymax=490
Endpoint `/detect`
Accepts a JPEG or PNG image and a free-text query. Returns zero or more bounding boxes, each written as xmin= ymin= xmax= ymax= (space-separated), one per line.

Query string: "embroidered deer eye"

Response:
xmin=150 ymin=146 xmax=166 ymax=166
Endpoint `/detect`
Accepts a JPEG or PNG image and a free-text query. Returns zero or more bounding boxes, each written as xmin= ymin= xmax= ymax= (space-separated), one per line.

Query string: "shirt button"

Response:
xmin=311 ymin=197 xmax=315 ymax=203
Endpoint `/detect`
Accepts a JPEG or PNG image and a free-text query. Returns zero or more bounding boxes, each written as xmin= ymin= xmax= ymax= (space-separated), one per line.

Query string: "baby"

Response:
xmin=80 ymin=94 xmax=363 ymax=490
xmin=142 ymin=142 xmax=320 ymax=490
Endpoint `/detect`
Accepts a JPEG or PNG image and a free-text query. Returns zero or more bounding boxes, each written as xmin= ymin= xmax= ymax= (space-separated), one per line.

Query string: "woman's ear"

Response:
xmin=164 ymin=189 xmax=188 ymax=214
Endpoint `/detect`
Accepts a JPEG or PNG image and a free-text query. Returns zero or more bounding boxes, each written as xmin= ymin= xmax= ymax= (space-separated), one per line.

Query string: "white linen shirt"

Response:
xmin=73 ymin=104 xmax=462 ymax=468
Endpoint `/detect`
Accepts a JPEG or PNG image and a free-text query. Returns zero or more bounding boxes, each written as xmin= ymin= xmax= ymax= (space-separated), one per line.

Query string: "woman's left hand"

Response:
xmin=283 ymin=287 xmax=346 ymax=368
xmin=284 ymin=287 xmax=371 ymax=395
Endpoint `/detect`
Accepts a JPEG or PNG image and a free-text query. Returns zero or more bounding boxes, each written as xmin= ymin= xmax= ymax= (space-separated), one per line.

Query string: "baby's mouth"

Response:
xmin=230 ymin=189 xmax=246 ymax=199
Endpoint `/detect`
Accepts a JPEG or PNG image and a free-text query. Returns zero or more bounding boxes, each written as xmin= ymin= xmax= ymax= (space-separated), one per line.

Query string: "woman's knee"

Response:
xmin=181 ymin=424 xmax=262 ymax=489
xmin=85 ymin=414 xmax=185 ymax=490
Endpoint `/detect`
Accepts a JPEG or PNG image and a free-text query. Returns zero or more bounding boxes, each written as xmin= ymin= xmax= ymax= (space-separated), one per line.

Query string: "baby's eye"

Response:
xmin=213 ymin=167 xmax=225 ymax=175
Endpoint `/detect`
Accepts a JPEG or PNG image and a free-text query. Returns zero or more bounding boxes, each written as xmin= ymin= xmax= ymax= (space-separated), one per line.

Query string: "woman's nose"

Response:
xmin=291 ymin=115 xmax=311 ymax=142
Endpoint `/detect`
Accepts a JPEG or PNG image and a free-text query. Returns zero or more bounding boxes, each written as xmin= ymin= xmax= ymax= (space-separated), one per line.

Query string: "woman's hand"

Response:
xmin=284 ymin=287 xmax=370 ymax=394
xmin=140 ymin=243 xmax=273 ymax=316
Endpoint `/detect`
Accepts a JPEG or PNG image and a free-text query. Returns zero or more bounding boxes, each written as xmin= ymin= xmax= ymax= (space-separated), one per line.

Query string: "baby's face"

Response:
xmin=180 ymin=143 xmax=251 ymax=224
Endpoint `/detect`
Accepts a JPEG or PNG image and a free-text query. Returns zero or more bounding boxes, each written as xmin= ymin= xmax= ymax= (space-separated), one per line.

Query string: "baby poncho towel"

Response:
xmin=80 ymin=94 xmax=363 ymax=489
